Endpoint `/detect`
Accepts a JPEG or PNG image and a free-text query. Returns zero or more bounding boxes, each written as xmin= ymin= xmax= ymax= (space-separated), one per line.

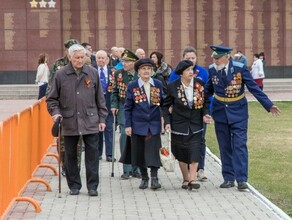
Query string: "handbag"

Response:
xmin=160 ymin=131 xmax=175 ymax=172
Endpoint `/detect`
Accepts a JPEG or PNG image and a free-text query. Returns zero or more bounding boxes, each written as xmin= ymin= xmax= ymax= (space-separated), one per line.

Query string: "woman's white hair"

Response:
xmin=68 ymin=44 xmax=86 ymax=56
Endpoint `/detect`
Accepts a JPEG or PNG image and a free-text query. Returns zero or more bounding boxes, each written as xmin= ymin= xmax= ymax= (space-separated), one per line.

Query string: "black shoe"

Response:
xmin=188 ymin=181 xmax=200 ymax=190
xmin=182 ymin=180 xmax=189 ymax=190
xmin=220 ymin=181 xmax=235 ymax=188
xmin=61 ymin=169 xmax=66 ymax=177
xmin=69 ymin=189 xmax=79 ymax=195
xmin=99 ymin=156 xmax=102 ymax=160
xmin=88 ymin=190 xmax=98 ymax=196
xmin=121 ymin=173 xmax=130 ymax=180
xmin=237 ymin=182 xmax=248 ymax=190
xmin=139 ymin=178 xmax=149 ymax=189
xmin=151 ymin=177 xmax=161 ymax=190
xmin=106 ymin=156 xmax=116 ymax=162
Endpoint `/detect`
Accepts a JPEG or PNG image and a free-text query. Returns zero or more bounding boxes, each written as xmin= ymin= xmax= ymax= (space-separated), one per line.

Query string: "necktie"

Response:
xmin=220 ymin=67 xmax=227 ymax=84
xmin=100 ymin=67 xmax=107 ymax=93
xmin=144 ymin=81 xmax=151 ymax=104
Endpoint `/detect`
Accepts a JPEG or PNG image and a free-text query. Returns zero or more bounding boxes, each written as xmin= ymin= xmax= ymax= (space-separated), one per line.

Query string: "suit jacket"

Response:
xmin=163 ymin=78 xmax=209 ymax=134
xmin=205 ymin=60 xmax=273 ymax=124
xmin=124 ymin=78 xmax=164 ymax=136
xmin=104 ymin=66 xmax=115 ymax=112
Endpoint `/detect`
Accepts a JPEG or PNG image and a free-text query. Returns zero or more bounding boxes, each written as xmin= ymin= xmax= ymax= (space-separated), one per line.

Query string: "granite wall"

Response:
xmin=0 ymin=0 xmax=292 ymax=83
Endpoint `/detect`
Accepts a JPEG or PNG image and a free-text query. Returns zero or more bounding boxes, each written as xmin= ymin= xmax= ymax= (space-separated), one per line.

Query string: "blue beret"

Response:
xmin=134 ymin=58 xmax=154 ymax=72
xmin=175 ymin=60 xmax=193 ymax=75
xmin=210 ymin=45 xmax=233 ymax=58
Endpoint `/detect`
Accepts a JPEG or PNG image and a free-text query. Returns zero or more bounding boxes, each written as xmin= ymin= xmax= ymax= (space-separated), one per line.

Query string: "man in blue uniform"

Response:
xmin=204 ymin=45 xmax=281 ymax=191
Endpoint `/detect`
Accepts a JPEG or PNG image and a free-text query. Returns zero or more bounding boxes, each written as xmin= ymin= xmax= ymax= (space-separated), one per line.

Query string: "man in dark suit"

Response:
xmin=95 ymin=50 xmax=115 ymax=162
xmin=205 ymin=45 xmax=281 ymax=191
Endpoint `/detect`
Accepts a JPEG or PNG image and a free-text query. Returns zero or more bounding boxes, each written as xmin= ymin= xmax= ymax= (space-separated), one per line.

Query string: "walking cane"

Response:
xmin=52 ymin=116 xmax=62 ymax=198
xmin=57 ymin=119 xmax=62 ymax=198
xmin=111 ymin=114 xmax=116 ymax=177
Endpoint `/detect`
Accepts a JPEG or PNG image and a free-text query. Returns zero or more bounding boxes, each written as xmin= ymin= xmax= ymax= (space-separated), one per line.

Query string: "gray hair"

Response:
xmin=68 ymin=44 xmax=86 ymax=56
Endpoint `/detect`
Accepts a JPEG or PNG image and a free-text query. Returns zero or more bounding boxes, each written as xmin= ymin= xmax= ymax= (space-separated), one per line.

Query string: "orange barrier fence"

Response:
xmin=0 ymin=98 xmax=56 ymax=219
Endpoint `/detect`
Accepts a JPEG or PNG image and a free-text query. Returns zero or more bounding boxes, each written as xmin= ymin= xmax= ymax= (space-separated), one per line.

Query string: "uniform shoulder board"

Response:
xmin=232 ymin=60 xmax=244 ymax=68
xmin=208 ymin=63 xmax=216 ymax=69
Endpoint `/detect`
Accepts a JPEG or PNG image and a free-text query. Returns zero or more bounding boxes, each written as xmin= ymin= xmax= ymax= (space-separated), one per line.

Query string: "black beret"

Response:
xmin=175 ymin=60 xmax=193 ymax=75
xmin=51 ymin=116 xmax=62 ymax=137
xmin=134 ymin=58 xmax=155 ymax=72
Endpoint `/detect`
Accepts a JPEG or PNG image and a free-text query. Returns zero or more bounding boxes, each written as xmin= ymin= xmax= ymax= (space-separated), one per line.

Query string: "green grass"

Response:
xmin=206 ymin=101 xmax=292 ymax=217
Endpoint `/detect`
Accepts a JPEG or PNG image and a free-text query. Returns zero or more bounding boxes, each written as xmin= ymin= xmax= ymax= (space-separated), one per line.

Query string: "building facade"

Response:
xmin=0 ymin=0 xmax=292 ymax=84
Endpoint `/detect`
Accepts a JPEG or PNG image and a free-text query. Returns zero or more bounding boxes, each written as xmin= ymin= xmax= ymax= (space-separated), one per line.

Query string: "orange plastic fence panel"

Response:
xmin=30 ymin=102 xmax=41 ymax=172
xmin=0 ymin=99 xmax=55 ymax=219
xmin=12 ymin=109 xmax=33 ymax=194
xmin=39 ymin=99 xmax=54 ymax=155
xmin=0 ymin=115 xmax=18 ymax=217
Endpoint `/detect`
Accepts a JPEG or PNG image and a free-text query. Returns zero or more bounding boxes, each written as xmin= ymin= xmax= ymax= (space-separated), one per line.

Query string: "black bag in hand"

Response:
xmin=51 ymin=116 xmax=62 ymax=137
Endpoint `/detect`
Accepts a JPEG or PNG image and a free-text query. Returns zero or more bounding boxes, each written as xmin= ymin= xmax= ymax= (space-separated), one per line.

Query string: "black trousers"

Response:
xmin=64 ymin=133 xmax=99 ymax=191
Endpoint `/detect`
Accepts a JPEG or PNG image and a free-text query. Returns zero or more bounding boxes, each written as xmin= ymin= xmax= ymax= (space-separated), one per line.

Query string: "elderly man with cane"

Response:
xmin=47 ymin=44 xmax=108 ymax=196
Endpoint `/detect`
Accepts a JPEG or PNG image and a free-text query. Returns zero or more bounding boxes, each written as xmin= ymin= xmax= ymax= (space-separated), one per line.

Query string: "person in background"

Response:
xmin=47 ymin=39 xmax=82 ymax=177
xmin=150 ymin=51 xmax=172 ymax=82
xmin=47 ymin=44 xmax=108 ymax=196
xmin=168 ymin=46 xmax=209 ymax=182
xmin=111 ymin=49 xmax=141 ymax=179
xmin=35 ymin=53 xmax=50 ymax=99
xmin=109 ymin=46 xmax=120 ymax=67
xmin=250 ymin=53 xmax=265 ymax=90
xmin=135 ymin=48 xmax=146 ymax=59
xmin=114 ymin=47 xmax=125 ymax=70
xmin=259 ymin=52 xmax=266 ymax=70
xmin=48 ymin=39 xmax=80 ymax=93
xmin=234 ymin=51 xmax=248 ymax=66
xmin=205 ymin=45 xmax=280 ymax=191
xmin=163 ymin=60 xmax=212 ymax=190
xmin=95 ymin=50 xmax=115 ymax=162
xmin=124 ymin=58 xmax=164 ymax=190
xmin=81 ymin=42 xmax=97 ymax=69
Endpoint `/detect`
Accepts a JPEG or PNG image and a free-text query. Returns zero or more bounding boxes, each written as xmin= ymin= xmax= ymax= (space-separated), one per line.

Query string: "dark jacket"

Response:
xmin=46 ymin=62 xmax=108 ymax=136
xmin=163 ymin=78 xmax=209 ymax=134
xmin=124 ymin=78 xmax=164 ymax=136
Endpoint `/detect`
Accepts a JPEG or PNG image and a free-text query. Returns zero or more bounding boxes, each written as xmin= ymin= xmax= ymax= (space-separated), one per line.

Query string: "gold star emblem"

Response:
xmin=30 ymin=0 xmax=38 ymax=8
xmin=48 ymin=0 xmax=56 ymax=8
xmin=39 ymin=0 xmax=47 ymax=8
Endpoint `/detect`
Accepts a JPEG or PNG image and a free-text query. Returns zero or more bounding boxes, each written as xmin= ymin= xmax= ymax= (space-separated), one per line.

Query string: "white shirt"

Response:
xmin=251 ymin=59 xmax=265 ymax=79
xmin=36 ymin=63 xmax=50 ymax=85
xmin=181 ymin=78 xmax=194 ymax=107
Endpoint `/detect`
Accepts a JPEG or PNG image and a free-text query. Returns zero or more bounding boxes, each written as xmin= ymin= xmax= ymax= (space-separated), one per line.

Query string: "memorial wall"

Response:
xmin=0 ymin=0 xmax=291 ymax=83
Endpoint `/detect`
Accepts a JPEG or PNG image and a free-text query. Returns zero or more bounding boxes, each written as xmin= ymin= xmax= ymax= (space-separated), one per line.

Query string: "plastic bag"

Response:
xmin=160 ymin=132 xmax=175 ymax=172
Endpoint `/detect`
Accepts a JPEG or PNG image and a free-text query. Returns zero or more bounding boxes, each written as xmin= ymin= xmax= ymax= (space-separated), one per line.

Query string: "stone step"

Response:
xmin=245 ymin=78 xmax=292 ymax=93
xmin=0 ymin=84 xmax=38 ymax=100
xmin=0 ymin=79 xmax=291 ymax=99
